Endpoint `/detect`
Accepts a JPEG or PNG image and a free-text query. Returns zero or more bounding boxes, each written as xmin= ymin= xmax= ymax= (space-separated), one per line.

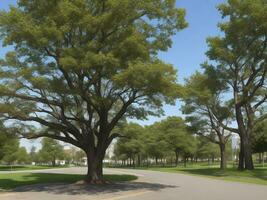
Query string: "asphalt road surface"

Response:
xmin=0 ymin=167 xmax=266 ymax=200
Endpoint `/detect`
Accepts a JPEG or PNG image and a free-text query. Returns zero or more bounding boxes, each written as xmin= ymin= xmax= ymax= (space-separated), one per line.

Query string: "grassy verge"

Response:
xmin=149 ymin=167 xmax=267 ymax=185
xmin=0 ymin=173 xmax=137 ymax=190
xmin=108 ymin=163 xmax=267 ymax=185
xmin=0 ymin=165 xmax=68 ymax=171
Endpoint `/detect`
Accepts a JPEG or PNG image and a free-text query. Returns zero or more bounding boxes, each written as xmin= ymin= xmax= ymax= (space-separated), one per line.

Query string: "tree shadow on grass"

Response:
xmin=1 ymin=173 xmax=177 ymax=195
xmin=13 ymin=182 xmax=177 ymax=196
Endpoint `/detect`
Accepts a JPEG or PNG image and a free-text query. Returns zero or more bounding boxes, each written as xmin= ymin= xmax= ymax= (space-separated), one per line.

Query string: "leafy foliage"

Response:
xmin=38 ymin=138 xmax=64 ymax=165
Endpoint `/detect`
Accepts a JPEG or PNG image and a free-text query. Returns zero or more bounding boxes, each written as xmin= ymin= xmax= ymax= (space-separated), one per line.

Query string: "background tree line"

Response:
xmin=0 ymin=123 xmax=87 ymax=166
xmin=112 ymin=116 xmax=266 ymax=169
xmin=112 ymin=118 xmax=232 ymax=168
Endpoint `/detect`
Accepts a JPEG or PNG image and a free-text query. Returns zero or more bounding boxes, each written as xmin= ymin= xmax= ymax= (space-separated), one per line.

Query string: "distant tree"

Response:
xmin=63 ymin=149 xmax=73 ymax=165
xmin=195 ymin=137 xmax=220 ymax=163
xmin=29 ymin=146 xmax=38 ymax=163
xmin=74 ymin=150 xmax=86 ymax=165
xmin=144 ymin=125 xmax=168 ymax=165
xmin=0 ymin=123 xmax=9 ymax=160
xmin=252 ymin=119 xmax=267 ymax=163
xmin=114 ymin=123 xmax=144 ymax=167
xmin=0 ymin=0 xmax=187 ymax=182
xmin=17 ymin=147 xmax=31 ymax=164
xmin=154 ymin=117 xmax=196 ymax=166
xmin=38 ymin=138 xmax=64 ymax=166
xmin=0 ymin=122 xmax=19 ymax=161
xmin=1 ymin=138 xmax=20 ymax=165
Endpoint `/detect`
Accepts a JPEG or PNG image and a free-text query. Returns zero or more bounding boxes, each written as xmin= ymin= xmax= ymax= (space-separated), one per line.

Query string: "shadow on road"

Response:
xmin=13 ymin=182 xmax=177 ymax=195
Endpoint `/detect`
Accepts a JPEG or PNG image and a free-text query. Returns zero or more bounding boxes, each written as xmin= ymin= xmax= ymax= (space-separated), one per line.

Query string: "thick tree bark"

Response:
xmin=238 ymin=131 xmax=254 ymax=170
xmin=235 ymin=106 xmax=254 ymax=170
xmin=86 ymin=154 xmax=103 ymax=182
xmin=219 ymin=143 xmax=227 ymax=169
xmin=243 ymin=134 xmax=254 ymax=170
xmin=238 ymin=136 xmax=244 ymax=169
xmin=85 ymin=147 xmax=106 ymax=183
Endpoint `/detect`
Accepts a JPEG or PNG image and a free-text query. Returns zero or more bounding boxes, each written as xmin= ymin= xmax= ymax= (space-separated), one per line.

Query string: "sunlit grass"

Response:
xmin=150 ymin=167 xmax=267 ymax=185
xmin=0 ymin=165 xmax=68 ymax=171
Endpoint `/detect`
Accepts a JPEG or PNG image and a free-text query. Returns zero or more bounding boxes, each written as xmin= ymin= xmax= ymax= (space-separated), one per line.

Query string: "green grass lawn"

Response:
xmin=0 ymin=173 xmax=137 ymax=190
xmin=0 ymin=165 xmax=68 ymax=171
xmin=109 ymin=162 xmax=267 ymax=185
xmin=149 ymin=166 xmax=267 ymax=185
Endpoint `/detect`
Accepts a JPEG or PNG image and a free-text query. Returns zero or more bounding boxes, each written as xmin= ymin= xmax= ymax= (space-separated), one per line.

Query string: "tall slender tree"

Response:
xmin=205 ymin=0 xmax=267 ymax=170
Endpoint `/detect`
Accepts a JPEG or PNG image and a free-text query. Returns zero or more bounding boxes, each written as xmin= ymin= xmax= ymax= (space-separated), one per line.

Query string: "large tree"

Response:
xmin=205 ymin=0 xmax=267 ymax=170
xmin=0 ymin=0 xmax=186 ymax=182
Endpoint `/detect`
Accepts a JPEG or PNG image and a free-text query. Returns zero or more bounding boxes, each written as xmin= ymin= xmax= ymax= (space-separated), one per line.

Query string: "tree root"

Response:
xmin=75 ymin=179 xmax=110 ymax=185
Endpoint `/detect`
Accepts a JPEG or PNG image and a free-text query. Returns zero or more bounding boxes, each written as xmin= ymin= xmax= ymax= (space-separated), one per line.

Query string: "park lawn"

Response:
xmin=0 ymin=173 xmax=137 ymax=190
xmin=149 ymin=167 xmax=267 ymax=185
xmin=0 ymin=165 xmax=68 ymax=171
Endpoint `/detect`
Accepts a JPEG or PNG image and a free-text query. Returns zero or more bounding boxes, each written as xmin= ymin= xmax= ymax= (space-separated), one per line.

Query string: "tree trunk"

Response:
xmin=235 ymin=105 xmax=254 ymax=170
xmin=52 ymin=155 xmax=56 ymax=167
xmin=238 ymin=138 xmax=244 ymax=170
xmin=85 ymin=151 xmax=104 ymax=183
xmin=175 ymin=151 xmax=179 ymax=166
xmin=183 ymin=156 xmax=187 ymax=168
xmin=133 ymin=156 xmax=136 ymax=168
xmin=259 ymin=153 xmax=262 ymax=164
xmin=219 ymin=143 xmax=227 ymax=170
xmin=263 ymin=152 xmax=265 ymax=167
xmin=243 ymin=134 xmax=254 ymax=170
xmin=137 ymin=154 xmax=141 ymax=167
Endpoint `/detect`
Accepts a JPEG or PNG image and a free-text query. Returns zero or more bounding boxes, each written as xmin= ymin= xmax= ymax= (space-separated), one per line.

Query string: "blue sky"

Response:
xmin=0 ymin=0 xmax=226 ymax=151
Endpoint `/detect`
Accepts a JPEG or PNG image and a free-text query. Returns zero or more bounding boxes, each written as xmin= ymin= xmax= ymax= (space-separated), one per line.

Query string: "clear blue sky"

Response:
xmin=0 ymin=0 xmax=226 ymax=150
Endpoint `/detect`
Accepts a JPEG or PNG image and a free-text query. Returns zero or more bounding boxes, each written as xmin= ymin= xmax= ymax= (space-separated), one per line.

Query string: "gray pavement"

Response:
xmin=0 ymin=167 xmax=266 ymax=200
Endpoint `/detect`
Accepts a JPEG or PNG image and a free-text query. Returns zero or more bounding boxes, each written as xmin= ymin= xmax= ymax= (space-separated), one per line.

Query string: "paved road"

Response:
xmin=0 ymin=167 xmax=266 ymax=200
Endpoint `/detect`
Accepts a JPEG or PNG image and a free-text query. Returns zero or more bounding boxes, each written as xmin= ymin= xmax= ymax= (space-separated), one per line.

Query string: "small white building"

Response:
xmin=55 ymin=160 xmax=66 ymax=165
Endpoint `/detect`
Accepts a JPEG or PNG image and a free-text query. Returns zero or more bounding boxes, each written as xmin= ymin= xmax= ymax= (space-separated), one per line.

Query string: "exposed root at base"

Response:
xmin=75 ymin=179 xmax=110 ymax=185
